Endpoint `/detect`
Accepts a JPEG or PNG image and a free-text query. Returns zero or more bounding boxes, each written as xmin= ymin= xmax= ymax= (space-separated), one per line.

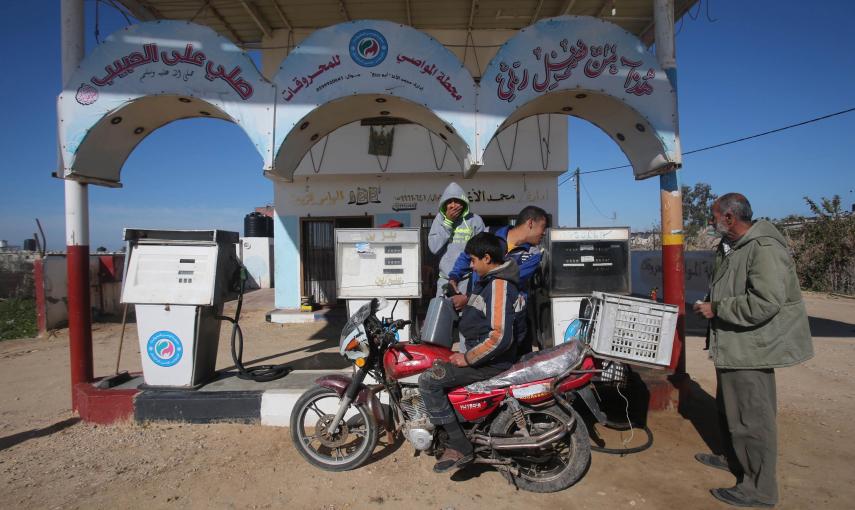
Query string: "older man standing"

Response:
xmin=693 ymin=193 xmax=813 ymax=508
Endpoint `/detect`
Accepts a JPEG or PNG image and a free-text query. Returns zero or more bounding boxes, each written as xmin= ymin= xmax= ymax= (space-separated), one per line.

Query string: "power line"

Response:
xmin=558 ymin=106 xmax=855 ymax=187
xmin=581 ymin=179 xmax=613 ymax=220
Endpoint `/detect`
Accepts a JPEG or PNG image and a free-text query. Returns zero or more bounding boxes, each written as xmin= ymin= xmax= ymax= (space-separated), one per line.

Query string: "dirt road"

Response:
xmin=1 ymin=292 xmax=853 ymax=509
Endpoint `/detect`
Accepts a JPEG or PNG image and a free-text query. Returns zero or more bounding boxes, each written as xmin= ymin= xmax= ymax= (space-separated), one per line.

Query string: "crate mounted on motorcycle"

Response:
xmin=290 ymin=294 xmax=673 ymax=493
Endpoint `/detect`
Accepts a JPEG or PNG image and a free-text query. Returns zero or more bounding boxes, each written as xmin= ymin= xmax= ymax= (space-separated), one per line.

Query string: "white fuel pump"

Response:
xmin=334 ymin=228 xmax=421 ymax=341
xmin=121 ymin=229 xmax=241 ymax=388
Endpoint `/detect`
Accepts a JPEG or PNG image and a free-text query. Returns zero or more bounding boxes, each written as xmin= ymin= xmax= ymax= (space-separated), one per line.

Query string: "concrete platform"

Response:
xmin=266 ymin=307 xmax=346 ymax=324
xmin=94 ymin=368 xmax=351 ymax=426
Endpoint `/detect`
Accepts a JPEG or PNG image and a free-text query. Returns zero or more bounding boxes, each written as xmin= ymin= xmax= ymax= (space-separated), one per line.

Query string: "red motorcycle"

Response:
xmin=290 ymin=298 xmax=607 ymax=493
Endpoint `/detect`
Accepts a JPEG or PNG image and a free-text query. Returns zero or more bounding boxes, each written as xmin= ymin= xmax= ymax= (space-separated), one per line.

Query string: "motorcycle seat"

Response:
xmin=464 ymin=340 xmax=586 ymax=393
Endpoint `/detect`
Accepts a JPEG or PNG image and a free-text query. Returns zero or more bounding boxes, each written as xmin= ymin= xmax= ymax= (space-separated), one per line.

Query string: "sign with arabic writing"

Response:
xmin=58 ymin=21 xmax=275 ymax=185
xmin=479 ymin=16 xmax=680 ymax=180
xmin=272 ymin=20 xmax=477 ymax=182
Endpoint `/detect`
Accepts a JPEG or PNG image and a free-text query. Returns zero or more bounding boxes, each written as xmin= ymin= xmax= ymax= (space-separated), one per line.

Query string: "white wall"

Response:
xmin=291 ymin=115 xmax=567 ymax=175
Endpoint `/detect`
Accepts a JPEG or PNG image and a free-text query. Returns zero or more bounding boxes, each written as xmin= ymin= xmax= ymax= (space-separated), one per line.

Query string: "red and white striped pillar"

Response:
xmin=655 ymin=0 xmax=686 ymax=374
xmin=61 ymin=0 xmax=94 ymax=409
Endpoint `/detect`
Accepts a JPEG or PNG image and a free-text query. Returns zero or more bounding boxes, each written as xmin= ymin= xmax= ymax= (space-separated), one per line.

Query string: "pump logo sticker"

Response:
xmin=349 ymin=29 xmax=388 ymax=67
xmin=147 ymin=331 xmax=184 ymax=367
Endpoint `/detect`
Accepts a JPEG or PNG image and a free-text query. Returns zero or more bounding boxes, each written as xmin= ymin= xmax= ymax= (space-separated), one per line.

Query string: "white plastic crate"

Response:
xmin=587 ymin=292 xmax=679 ymax=369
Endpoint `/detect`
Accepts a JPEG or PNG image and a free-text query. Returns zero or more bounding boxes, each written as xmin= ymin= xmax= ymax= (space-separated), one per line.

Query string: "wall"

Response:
xmin=274 ymin=172 xmax=559 ymax=308
xmin=631 ymin=250 xmax=715 ymax=334
xmin=36 ymin=254 xmax=126 ymax=332
xmin=291 ymin=115 xmax=567 ymax=175
xmin=0 ymin=252 xmax=37 ymax=298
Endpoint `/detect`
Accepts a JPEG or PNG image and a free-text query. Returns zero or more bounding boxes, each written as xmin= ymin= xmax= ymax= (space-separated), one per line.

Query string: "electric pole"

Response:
xmin=574 ymin=167 xmax=581 ymax=227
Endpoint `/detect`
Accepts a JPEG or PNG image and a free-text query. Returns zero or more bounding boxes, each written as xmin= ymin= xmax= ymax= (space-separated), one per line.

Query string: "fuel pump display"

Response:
xmin=543 ymin=227 xmax=631 ymax=348
xmin=549 ymin=239 xmax=630 ymax=295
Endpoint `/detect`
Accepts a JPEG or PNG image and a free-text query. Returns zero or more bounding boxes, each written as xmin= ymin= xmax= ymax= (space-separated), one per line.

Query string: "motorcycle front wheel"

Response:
xmin=290 ymin=385 xmax=379 ymax=471
xmin=490 ymin=404 xmax=591 ymax=493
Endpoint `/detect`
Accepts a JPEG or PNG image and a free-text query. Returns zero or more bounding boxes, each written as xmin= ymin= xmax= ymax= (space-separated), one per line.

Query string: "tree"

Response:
xmin=789 ymin=195 xmax=855 ymax=294
xmin=682 ymin=182 xmax=718 ymax=249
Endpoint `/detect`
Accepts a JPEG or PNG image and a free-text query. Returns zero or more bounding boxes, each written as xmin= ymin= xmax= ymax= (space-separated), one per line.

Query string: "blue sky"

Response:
xmin=0 ymin=1 xmax=853 ymax=250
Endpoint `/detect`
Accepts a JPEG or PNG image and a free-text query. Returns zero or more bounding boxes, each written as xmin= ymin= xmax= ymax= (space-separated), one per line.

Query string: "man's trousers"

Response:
xmin=717 ymin=368 xmax=778 ymax=505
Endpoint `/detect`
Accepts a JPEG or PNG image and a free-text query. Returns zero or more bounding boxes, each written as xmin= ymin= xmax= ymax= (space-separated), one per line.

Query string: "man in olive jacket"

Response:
xmin=693 ymin=193 xmax=813 ymax=508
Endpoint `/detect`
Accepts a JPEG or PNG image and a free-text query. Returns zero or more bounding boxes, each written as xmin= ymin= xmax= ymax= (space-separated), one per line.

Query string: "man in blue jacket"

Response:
xmin=419 ymin=233 xmax=520 ymax=473
xmin=448 ymin=206 xmax=548 ymax=356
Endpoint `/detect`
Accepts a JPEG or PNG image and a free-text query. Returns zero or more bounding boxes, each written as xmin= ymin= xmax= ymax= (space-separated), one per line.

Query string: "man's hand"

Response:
xmin=693 ymin=301 xmax=715 ymax=319
xmin=449 ymin=353 xmax=468 ymax=367
xmin=449 ymin=279 xmax=459 ymax=294
xmin=445 ymin=201 xmax=464 ymax=221
xmin=451 ymin=294 xmax=468 ymax=311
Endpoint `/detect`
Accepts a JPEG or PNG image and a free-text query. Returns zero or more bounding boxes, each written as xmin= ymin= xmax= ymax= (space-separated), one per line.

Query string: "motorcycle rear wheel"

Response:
xmin=489 ymin=404 xmax=591 ymax=493
xmin=290 ymin=385 xmax=379 ymax=471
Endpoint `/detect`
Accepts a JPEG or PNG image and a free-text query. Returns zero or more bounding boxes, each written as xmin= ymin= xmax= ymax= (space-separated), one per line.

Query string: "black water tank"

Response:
xmin=266 ymin=215 xmax=274 ymax=237
xmin=244 ymin=212 xmax=271 ymax=237
xmin=22 ymin=238 xmax=37 ymax=251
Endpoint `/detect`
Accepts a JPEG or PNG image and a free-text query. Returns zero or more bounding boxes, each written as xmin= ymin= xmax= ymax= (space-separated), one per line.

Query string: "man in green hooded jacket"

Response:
xmin=693 ymin=193 xmax=813 ymax=508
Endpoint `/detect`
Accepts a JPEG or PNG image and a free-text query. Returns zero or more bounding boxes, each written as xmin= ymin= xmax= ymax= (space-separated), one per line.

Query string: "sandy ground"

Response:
xmin=0 ymin=291 xmax=853 ymax=509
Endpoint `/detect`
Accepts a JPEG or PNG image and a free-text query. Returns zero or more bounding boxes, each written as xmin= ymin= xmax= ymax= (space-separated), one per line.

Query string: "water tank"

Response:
xmin=22 ymin=238 xmax=37 ymax=251
xmin=244 ymin=212 xmax=271 ymax=238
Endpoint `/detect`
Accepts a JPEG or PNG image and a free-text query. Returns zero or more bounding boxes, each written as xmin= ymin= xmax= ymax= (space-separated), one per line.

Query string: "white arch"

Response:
xmin=271 ymin=20 xmax=477 ymax=181
xmin=58 ymin=21 xmax=275 ymax=185
xmin=477 ymin=16 xmax=681 ymax=179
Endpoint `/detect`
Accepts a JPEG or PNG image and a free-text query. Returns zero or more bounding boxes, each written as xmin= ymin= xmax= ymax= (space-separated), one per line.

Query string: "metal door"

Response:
xmin=301 ymin=217 xmax=372 ymax=305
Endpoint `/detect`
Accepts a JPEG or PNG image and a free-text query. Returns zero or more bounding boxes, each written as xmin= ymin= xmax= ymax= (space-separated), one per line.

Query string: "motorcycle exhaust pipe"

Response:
xmin=472 ymin=422 xmax=569 ymax=451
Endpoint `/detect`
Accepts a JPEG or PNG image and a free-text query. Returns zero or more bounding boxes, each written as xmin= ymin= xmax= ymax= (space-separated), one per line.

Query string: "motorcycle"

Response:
xmin=290 ymin=297 xmax=612 ymax=493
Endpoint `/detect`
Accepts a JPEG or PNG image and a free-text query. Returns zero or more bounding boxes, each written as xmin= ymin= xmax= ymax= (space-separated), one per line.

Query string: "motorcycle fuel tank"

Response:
xmin=383 ymin=343 xmax=452 ymax=380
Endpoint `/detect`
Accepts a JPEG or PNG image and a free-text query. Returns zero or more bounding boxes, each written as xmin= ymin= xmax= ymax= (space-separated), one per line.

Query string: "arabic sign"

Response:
xmin=57 ymin=17 xmax=679 ymax=187
xmin=279 ymin=174 xmax=555 ymax=218
xmin=272 ymin=20 xmax=477 ymax=182
xmin=58 ymin=21 xmax=275 ymax=184
xmin=479 ymin=16 xmax=680 ymax=180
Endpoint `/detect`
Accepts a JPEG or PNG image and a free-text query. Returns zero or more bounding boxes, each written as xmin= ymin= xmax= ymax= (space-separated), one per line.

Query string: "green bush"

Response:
xmin=0 ymin=298 xmax=38 ymax=340
xmin=785 ymin=195 xmax=855 ymax=295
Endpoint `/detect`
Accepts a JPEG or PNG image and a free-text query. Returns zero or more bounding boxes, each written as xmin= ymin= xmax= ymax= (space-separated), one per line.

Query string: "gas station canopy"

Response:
xmin=117 ymin=0 xmax=699 ymax=47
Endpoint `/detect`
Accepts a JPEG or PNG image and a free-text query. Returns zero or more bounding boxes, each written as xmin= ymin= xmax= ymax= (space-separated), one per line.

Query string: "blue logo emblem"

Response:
xmin=147 ymin=331 xmax=184 ymax=367
xmin=349 ymin=29 xmax=388 ymax=67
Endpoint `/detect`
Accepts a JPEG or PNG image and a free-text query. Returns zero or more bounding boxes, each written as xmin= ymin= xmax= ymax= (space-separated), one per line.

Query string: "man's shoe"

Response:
xmin=710 ymin=487 xmax=774 ymax=508
xmin=433 ymin=448 xmax=474 ymax=473
xmin=695 ymin=452 xmax=732 ymax=473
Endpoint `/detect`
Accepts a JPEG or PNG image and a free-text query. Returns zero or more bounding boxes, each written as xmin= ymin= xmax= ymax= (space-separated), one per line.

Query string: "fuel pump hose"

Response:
xmin=219 ymin=266 xmax=291 ymax=382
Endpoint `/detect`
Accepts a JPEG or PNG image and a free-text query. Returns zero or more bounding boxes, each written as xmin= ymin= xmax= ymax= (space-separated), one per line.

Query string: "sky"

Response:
xmin=0 ymin=0 xmax=853 ymax=250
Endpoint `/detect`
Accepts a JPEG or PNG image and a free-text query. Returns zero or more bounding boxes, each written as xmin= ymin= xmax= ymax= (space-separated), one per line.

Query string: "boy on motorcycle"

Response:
xmin=418 ymin=232 xmax=521 ymax=473
xmin=447 ymin=206 xmax=549 ymax=357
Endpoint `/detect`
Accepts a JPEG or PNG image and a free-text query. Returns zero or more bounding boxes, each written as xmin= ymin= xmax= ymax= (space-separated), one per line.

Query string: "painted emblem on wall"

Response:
xmin=147 ymin=330 xmax=184 ymax=367
xmin=349 ymin=29 xmax=388 ymax=67
xmin=75 ymin=83 xmax=99 ymax=105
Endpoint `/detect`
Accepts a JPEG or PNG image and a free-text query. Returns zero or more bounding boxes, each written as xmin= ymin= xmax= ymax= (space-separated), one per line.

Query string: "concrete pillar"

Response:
xmin=61 ymin=0 xmax=94 ymax=408
xmin=274 ymin=214 xmax=301 ymax=308
xmin=655 ymin=0 xmax=686 ymax=374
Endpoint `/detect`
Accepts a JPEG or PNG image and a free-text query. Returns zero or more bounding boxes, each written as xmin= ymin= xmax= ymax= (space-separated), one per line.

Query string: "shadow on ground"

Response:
xmin=0 ymin=417 xmax=81 ymax=452
xmin=678 ymin=378 xmax=725 ymax=455
xmin=808 ymin=316 xmax=855 ymax=338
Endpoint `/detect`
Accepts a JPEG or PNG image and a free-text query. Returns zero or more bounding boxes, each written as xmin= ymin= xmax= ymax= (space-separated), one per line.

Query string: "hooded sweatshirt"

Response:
xmin=707 ymin=220 xmax=814 ymax=369
xmin=459 ymin=259 xmax=521 ymax=370
xmin=428 ymin=182 xmax=485 ymax=280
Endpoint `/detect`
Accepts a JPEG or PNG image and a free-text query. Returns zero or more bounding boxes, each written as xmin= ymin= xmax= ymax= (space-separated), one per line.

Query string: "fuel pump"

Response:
xmin=540 ymin=227 xmax=631 ymax=348
xmin=121 ymin=229 xmax=288 ymax=388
